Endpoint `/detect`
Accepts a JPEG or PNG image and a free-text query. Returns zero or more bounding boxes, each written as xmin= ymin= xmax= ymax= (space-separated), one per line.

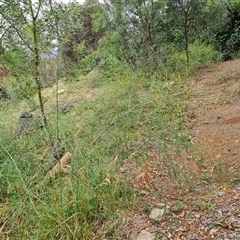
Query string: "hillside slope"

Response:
xmin=0 ymin=60 xmax=240 ymax=239
xmin=119 ymin=59 xmax=240 ymax=239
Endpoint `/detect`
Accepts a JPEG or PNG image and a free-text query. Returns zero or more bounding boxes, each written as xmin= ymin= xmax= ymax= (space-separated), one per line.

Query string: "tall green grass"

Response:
xmin=0 ymin=55 xmax=211 ymax=238
xmin=166 ymin=41 xmax=222 ymax=73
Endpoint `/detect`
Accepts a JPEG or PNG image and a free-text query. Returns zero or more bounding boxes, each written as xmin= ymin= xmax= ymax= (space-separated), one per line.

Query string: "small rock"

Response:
xmin=233 ymin=183 xmax=240 ymax=191
xmin=228 ymin=233 xmax=234 ymax=239
xmin=217 ymin=191 xmax=226 ymax=197
xmin=137 ymin=230 xmax=155 ymax=240
xmin=187 ymin=234 xmax=199 ymax=240
xmin=149 ymin=208 xmax=165 ymax=221
xmin=235 ymin=218 xmax=240 ymax=226
xmin=57 ymin=89 xmax=65 ymax=94
xmin=195 ymin=213 xmax=200 ymax=218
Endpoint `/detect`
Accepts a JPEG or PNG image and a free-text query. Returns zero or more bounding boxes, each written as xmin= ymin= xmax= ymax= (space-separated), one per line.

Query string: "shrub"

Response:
xmin=166 ymin=41 xmax=222 ymax=72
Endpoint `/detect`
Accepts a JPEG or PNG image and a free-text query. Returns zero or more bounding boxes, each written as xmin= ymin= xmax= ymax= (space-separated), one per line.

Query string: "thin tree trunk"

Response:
xmin=184 ymin=12 xmax=189 ymax=66
xmin=33 ymin=18 xmax=47 ymax=127
xmin=147 ymin=21 xmax=157 ymax=66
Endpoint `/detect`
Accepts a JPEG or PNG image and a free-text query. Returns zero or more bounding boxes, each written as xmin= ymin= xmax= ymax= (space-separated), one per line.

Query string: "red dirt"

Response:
xmin=118 ymin=59 xmax=240 ymax=239
xmin=189 ymin=59 xmax=240 ymax=182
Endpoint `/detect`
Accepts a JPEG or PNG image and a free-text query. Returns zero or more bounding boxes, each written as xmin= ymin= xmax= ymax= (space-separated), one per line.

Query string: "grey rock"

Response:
xmin=233 ymin=183 xmax=240 ymax=190
xmin=187 ymin=234 xmax=199 ymax=240
xmin=235 ymin=218 xmax=240 ymax=226
xmin=228 ymin=233 xmax=234 ymax=239
xmin=137 ymin=230 xmax=155 ymax=240
xmin=217 ymin=191 xmax=226 ymax=197
xmin=149 ymin=208 xmax=165 ymax=221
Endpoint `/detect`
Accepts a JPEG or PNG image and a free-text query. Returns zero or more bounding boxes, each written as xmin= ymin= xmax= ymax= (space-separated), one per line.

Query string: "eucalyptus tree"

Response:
xmin=0 ymin=0 xmax=53 ymax=127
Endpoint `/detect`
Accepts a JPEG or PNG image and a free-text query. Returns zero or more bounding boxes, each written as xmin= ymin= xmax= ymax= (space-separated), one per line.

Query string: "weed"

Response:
xmin=197 ymin=156 xmax=206 ymax=168
xmin=172 ymin=202 xmax=184 ymax=212
xmin=201 ymin=172 xmax=212 ymax=183
xmin=194 ymin=200 xmax=215 ymax=211
xmin=234 ymin=81 xmax=240 ymax=94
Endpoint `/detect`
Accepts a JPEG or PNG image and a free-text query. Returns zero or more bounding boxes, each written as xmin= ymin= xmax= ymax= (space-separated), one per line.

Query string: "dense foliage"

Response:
xmin=0 ymin=0 xmax=239 ymax=77
xmin=214 ymin=1 xmax=240 ymax=60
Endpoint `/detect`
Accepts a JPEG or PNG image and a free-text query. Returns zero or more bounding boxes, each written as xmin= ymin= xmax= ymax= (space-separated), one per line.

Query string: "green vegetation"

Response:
xmin=0 ymin=0 xmax=239 ymax=238
xmin=0 ymin=63 xmax=194 ymax=238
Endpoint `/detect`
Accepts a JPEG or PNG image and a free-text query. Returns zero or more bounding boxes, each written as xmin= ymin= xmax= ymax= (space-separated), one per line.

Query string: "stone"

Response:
xmin=235 ymin=218 xmax=240 ymax=226
xmin=232 ymin=183 xmax=240 ymax=191
xmin=137 ymin=230 xmax=155 ymax=240
xmin=149 ymin=208 xmax=165 ymax=221
xmin=217 ymin=191 xmax=225 ymax=197
xmin=187 ymin=234 xmax=199 ymax=240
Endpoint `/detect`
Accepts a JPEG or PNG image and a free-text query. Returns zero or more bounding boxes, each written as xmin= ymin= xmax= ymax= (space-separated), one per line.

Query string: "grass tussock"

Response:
xmin=0 ymin=66 xmax=194 ymax=239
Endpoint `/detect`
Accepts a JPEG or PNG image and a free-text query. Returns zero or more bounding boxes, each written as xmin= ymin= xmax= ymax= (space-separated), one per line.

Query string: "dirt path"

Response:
xmin=119 ymin=59 xmax=240 ymax=240
xmin=189 ymin=59 xmax=240 ymax=182
xmin=183 ymin=59 xmax=240 ymax=239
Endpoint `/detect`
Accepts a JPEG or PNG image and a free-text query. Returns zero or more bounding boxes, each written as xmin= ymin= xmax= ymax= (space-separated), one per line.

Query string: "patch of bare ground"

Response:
xmin=117 ymin=59 xmax=240 ymax=239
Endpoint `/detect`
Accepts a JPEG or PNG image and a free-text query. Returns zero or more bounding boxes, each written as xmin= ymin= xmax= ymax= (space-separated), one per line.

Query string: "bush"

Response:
xmin=0 ymin=50 xmax=30 ymax=76
xmin=214 ymin=3 xmax=240 ymax=60
xmin=188 ymin=41 xmax=222 ymax=68
xmin=11 ymin=74 xmax=37 ymax=100
xmin=166 ymin=41 xmax=222 ymax=72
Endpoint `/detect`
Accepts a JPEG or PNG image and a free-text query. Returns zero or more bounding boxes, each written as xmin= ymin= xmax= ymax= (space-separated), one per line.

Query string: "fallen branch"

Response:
xmin=34 ymin=152 xmax=72 ymax=191
xmin=50 ymin=152 xmax=72 ymax=178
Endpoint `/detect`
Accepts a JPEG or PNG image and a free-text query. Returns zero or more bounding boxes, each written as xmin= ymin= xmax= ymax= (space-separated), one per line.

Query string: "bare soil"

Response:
xmin=189 ymin=59 xmax=240 ymax=182
xmin=119 ymin=59 xmax=240 ymax=239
